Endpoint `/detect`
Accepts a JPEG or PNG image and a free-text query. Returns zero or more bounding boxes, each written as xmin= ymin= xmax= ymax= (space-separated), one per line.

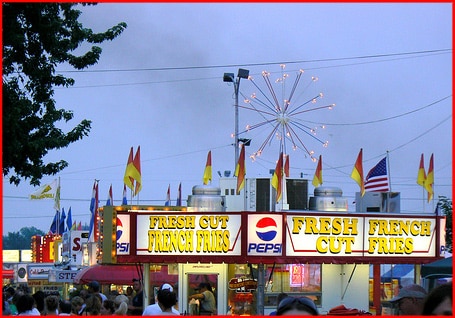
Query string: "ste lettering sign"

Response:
xmin=55 ymin=270 xmax=79 ymax=282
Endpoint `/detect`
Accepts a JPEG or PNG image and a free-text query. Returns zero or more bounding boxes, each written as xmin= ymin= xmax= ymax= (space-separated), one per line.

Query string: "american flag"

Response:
xmin=365 ymin=157 xmax=389 ymax=192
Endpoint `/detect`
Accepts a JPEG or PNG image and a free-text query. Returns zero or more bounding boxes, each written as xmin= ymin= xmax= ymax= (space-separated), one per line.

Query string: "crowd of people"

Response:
xmin=3 ymin=285 xmax=72 ymax=316
xmin=2 ymin=279 xmax=201 ymax=316
xmin=271 ymin=281 xmax=452 ymax=316
xmin=3 ymin=279 xmax=451 ymax=316
xmin=2 ymin=279 xmax=165 ymax=316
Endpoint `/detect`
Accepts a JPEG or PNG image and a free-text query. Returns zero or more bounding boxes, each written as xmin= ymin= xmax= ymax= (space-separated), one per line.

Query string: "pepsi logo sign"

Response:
xmin=255 ymin=217 xmax=278 ymax=241
xmin=248 ymin=215 xmax=282 ymax=255
xmin=116 ymin=215 xmax=130 ymax=254
xmin=116 ymin=217 xmax=123 ymax=241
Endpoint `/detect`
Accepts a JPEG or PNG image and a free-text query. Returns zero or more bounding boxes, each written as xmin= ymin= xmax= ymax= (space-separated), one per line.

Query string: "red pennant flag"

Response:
xmin=235 ymin=144 xmax=246 ymax=194
xmin=312 ymin=155 xmax=323 ymax=187
xmin=203 ymin=151 xmax=212 ymax=185
xmin=351 ymin=149 xmax=365 ymax=196
xmin=284 ymin=154 xmax=290 ymax=178
xmin=133 ymin=146 xmax=142 ymax=196
xmin=425 ymin=153 xmax=434 ymax=202
xmin=271 ymin=153 xmax=284 ymax=202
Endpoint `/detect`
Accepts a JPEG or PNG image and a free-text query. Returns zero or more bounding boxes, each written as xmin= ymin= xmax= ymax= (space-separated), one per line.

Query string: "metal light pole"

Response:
xmin=223 ymin=68 xmax=249 ymax=169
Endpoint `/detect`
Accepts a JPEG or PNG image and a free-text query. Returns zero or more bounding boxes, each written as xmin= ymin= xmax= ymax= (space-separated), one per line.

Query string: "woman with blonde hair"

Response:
xmin=114 ymin=294 xmax=129 ymax=315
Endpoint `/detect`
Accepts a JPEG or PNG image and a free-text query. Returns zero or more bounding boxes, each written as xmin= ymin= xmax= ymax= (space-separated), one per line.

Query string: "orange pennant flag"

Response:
xmin=312 ymin=155 xmax=323 ymax=187
xmin=284 ymin=154 xmax=290 ymax=178
xmin=203 ymin=151 xmax=212 ymax=185
xmin=235 ymin=144 xmax=246 ymax=194
xmin=351 ymin=148 xmax=365 ymax=196
xmin=425 ymin=153 xmax=434 ymax=202
xmin=123 ymin=147 xmax=135 ymax=191
xmin=133 ymin=146 xmax=142 ymax=196
xmin=417 ymin=153 xmax=426 ymax=187
xmin=271 ymin=152 xmax=284 ymax=202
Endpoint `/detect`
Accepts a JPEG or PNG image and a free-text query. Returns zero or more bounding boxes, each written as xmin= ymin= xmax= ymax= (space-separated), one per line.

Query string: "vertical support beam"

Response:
xmin=143 ymin=263 xmax=150 ymax=308
xmin=256 ymin=263 xmax=265 ymax=315
xmin=234 ymin=79 xmax=239 ymax=170
xmin=373 ymin=264 xmax=381 ymax=315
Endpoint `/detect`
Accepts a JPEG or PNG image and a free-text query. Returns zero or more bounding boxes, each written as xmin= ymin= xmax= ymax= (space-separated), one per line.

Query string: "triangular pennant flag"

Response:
xmin=234 ymin=144 xmax=246 ymax=194
xmin=351 ymin=148 xmax=365 ymax=196
xmin=203 ymin=151 xmax=212 ymax=185
xmin=271 ymin=152 xmax=284 ymax=202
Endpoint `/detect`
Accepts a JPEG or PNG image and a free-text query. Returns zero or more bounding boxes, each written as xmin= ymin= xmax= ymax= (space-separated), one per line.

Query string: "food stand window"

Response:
xmin=264 ymin=264 xmax=322 ymax=309
xmin=368 ymin=263 xmax=416 ymax=315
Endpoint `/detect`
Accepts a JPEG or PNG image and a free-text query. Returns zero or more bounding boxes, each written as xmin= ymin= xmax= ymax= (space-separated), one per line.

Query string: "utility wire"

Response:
xmin=57 ymin=50 xmax=451 ymax=89
xmin=307 ymin=95 xmax=452 ymax=126
xmin=59 ymin=48 xmax=451 ymax=73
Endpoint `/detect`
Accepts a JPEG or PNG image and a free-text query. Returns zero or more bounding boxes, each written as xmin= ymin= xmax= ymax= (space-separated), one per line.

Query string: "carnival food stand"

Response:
xmin=92 ymin=204 xmax=445 ymax=315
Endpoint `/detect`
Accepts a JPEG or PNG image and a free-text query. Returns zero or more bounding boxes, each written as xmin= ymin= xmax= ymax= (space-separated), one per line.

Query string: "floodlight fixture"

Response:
xmin=237 ymin=68 xmax=249 ymax=79
xmin=239 ymin=138 xmax=252 ymax=146
xmin=223 ymin=73 xmax=235 ymax=82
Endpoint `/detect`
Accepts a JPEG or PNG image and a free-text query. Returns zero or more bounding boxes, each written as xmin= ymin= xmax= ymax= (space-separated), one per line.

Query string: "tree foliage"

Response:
xmin=2 ymin=3 xmax=127 ymax=186
xmin=3 ymin=226 xmax=45 ymax=250
xmin=437 ymin=196 xmax=452 ymax=253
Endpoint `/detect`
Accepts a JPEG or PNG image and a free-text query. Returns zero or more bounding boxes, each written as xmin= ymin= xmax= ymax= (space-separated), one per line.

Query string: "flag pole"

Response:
xmin=422 ymin=186 xmax=426 ymax=213
xmin=130 ymin=187 xmax=134 ymax=207
xmin=136 ymin=186 xmax=140 ymax=206
xmin=386 ymin=151 xmax=391 ymax=212
xmin=57 ymin=177 xmax=61 ymax=235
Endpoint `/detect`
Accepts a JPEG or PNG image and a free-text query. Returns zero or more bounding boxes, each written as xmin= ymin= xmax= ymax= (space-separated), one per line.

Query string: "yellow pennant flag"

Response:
xmin=351 ymin=149 xmax=365 ymax=196
xmin=417 ymin=153 xmax=426 ymax=187
xmin=271 ymin=152 xmax=284 ymax=202
xmin=235 ymin=144 xmax=246 ymax=194
xmin=133 ymin=146 xmax=142 ymax=196
xmin=284 ymin=154 xmax=290 ymax=177
xmin=312 ymin=155 xmax=323 ymax=187
xmin=124 ymin=146 xmax=142 ymax=196
xmin=425 ymin=153 xmax=434 ymax=202
xmin=203 ymin=151 xmax=212 ymax=185
xmin=123 ymin=147 xmax=135 ymax=191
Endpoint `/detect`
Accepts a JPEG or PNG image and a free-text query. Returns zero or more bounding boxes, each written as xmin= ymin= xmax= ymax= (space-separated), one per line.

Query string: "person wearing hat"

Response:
xmin=88 ymin=281 xmax=107 ymax=302
xmin=142 ymin=283 xmax=180 ymax=315
xmin=276 ymin=296 xmax=319 ymax=316
xmin=389 ymin=284 xmax=427 ymax=315
xmin=188 ymin=283 xmax=216 ymax=315
xmin=142 ymin=283 xmax=180 ymax=316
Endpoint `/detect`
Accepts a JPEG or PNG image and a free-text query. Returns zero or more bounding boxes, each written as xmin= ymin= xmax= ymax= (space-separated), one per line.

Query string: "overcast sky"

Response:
xmin=3 ymin=3 xmax=452 ymax=234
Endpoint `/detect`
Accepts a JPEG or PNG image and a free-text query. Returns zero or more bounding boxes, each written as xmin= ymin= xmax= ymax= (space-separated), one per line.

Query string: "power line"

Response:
xmin=57 ymin=50 xmax=451 ymax=89
xmin=307 ymin=95 xmax=452 ymax=126
xmin=59 ymin=48 xmax=451 ymax=73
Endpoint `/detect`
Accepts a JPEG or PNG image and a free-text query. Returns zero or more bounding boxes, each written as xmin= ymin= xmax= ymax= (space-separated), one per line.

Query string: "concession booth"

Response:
xmin=91 ymin=192 xmax=446 ymax=316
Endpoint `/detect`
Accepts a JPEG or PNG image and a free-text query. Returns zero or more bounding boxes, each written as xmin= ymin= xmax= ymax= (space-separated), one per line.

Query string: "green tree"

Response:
xmin=2 ymin=3 xmax=127 ymax=186
xmin=437 ymin=196 xmax=452 ymax=253
xmin=3 ymin=226 xmax=45 ymax=250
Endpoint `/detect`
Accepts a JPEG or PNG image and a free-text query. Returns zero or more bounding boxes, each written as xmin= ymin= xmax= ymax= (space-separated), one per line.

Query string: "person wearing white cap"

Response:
xmin=142 ymin=283 xmax=180 ymax=315
xmin=389 ymin=284 xmax=427 ymax=315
